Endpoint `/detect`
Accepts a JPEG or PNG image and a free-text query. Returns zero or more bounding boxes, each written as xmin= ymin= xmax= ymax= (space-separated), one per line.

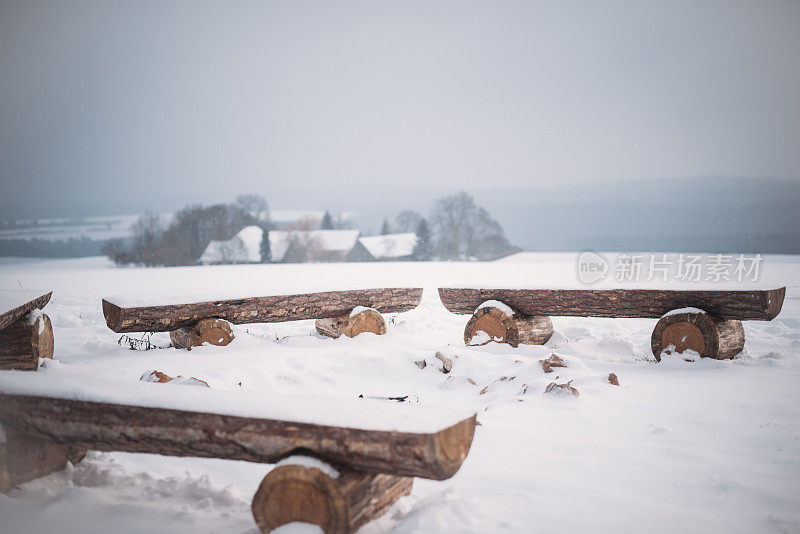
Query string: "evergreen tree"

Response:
xmin=413 ymin=219 xmax=431 ymax=260
xmin=380 ymin=218 xmax=391 ymax=235
xmin=259 ymin=228 xmax=271 ymax=262
xmin=321 ymin=211 xmax=334 ymax=230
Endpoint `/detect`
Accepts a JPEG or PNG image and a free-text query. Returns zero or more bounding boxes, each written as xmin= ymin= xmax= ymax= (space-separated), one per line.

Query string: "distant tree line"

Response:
xmin=0 ymin=236 xmax=104 ymax=257
xmin=102 ymin=191 xmax=516 ymax=266
xmin=381 ymin=191 xmax=517 ymax=261
xmin=104 ymin=195 xmax=270 ymax=266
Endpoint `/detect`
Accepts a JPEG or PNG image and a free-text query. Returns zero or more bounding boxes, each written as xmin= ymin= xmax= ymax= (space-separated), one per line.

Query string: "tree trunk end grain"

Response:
xmin=464 ymin=305 xmax=552 ymax=347
xmin=169 ymin=318 xmax=234 ymax=350
xmin=316 ymin=309 xmax=386 ymax=339
xmin=0 ymin=313 xmax=54 ymax=371
xmin=651 ymin=311 xmax=745 ymax=361
xmin=251 ymin=462 xmax=412 ymax=534
xmin=0 ymin=425 xmax=81 ymax=494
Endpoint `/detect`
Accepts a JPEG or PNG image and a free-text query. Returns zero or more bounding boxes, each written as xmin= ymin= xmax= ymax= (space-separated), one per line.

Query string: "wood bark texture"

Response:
xmin=0 ymin=292 xmax=52 ymax=332
xmin=103 ymin=288 xmax=423 ymax=333
xmin=251 ymin=463 xmax=412 ymax=533
xmin=169 ymin=318 xmax=234 ymax=349
xmin=0 ymin=393 xmax=476 ymax=480
xmin=651 ymin=311 xmax=745 ymax=361
xmin=463 ymin=305 xmax=553 ymax=347
xmin=315 ymin=309 xmax=386 ymax=339
xmin=439 ymin=287 xmax=785 ymax=320
xmin=0 ymin=314 xmax=54 ymax=371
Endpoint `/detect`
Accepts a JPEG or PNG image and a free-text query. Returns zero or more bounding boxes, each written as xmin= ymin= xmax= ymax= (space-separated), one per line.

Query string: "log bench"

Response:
xmin=102 ymin=288 xmax=423 ymax=349
xmin=0 ymin=291 xmax=55 ymax=371
xmin=438 ymin=287 xmax=786 ymax=361
xmin=0 ymin=384 xmax=475 ymax=533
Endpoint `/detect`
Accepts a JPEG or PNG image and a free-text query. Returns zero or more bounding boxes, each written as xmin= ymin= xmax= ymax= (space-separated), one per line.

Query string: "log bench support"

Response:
xmin=315 ymin=308 xmax=387 ymax=339
xmin=0 ymin=424 xmax=84 ymax=493
xmin=651 ymin=310 xmax=745 ymax=361
xmin=252 ymin=460 xmax=412 ymax=534
xmin=0 ymin=313 xmax=54 ymax=371
xmin=169 ymin=318 xmax=234 ymax=350
xmin=463 ymin=303 xmax=553 ymax=347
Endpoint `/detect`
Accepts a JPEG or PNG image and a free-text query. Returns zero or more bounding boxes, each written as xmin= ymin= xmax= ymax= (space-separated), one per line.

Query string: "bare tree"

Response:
xmin=234 ymin=194 xmax=270 ymax=223
xmin=283 ymin=217 xmax=326 ymax=262
xmin=429 ymin=192 xmax=512 ymax=260
xmin=394 ymin=210 xmax=423 ymax=233
xmin=131 ymin=212 xmax=164 ymax=266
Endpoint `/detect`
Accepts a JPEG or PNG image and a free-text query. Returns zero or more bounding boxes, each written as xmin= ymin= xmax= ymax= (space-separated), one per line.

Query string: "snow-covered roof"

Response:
xmin=199 ymin=226 xmax=263 ymax=264
xmin=358 ymin=233 xmax=417 ymax=259
xmin=269 ymin=230 xmax=360 ymax=261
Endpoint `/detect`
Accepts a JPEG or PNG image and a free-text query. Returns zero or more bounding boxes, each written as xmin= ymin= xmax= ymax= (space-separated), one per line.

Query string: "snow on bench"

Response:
xmin=102 ymin=287 xmax=424 ymax=348
xmin=439 ymin=287 xmax=786 ymax=360
xmin=0 ymin=372 xmax=476 ymax=533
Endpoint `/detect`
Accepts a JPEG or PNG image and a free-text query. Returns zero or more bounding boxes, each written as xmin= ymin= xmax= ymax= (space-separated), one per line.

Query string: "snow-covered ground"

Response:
xmin=0 ymin=254 xmax=799 ymax=533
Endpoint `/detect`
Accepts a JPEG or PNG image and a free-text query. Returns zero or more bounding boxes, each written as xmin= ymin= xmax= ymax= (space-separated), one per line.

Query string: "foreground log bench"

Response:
xmin=0 ymin=291 xmax=54 ymax=371
xmin=0 ymin=381 xmax=474 ymax=533
xmin=438 ymin=287 xmax=786 ymax=360
xmin=103 ymin=288 xmax=423 ymax=349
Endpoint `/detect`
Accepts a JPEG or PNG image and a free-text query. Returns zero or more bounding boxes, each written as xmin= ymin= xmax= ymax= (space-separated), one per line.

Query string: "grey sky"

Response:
xmin=1 ymin=0 xmax=799 ymax=218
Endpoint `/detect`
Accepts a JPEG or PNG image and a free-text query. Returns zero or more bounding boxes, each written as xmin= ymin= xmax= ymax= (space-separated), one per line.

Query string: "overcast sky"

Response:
xmin=1 ymin=0 xmax=799 ymax=218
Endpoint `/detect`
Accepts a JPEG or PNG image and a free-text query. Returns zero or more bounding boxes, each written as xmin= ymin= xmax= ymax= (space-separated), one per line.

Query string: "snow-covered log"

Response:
xmin=651 ymin=310 xmax=745 ymax=361
xmin=0 ymin=393 xmax=476 ymax=481
xmin=438 ymin=287 xmax=786 ymax=320
xmin=169 ymin=318 xmax=234 ymax=350
xmin=315 ymin=308 xmax=386 ymax=339
xmin=0 ymin=313 xmax=54 ymax=371
xmin=463 ymin=302 xmax=553 ymax=347
xmin=0 ymin=291 xmax=52 ymax=332
xmin=102 ymin=288 xmax=423 ymax=333
xmin=251 ymin=461 xmax=412 ymax=534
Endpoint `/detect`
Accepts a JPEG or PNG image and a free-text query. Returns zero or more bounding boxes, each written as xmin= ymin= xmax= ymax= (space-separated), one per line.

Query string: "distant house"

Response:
xmin=347 ymin=233 xmax=417 ymax=261
xmin=269 ymin=229 xmax=360 ymax=262
xmin=199 ymin=226 xmax=263 ymax=264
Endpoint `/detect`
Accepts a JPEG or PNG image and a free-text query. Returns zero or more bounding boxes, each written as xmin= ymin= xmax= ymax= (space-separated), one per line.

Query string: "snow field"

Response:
xmin=0 ymin=253 xmax=798 ymax=533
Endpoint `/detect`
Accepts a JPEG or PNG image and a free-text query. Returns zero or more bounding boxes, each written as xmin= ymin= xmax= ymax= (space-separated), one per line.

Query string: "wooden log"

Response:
xmin=463 ymin=304 xmax=553 ymax=347
xmin=438 ymin=287 xmax=785 ymax=321
xmin=251 ymin=461 xmax=412 ymax=533
xmin=0 ymin=393 xmax=476 ymax=480
xmin=0 ymin=314 xmax=54 ymax=371
xmin=0 ymin=424 xmax=80 ymax=494
xmin=651 ymin=311 xmax=745 ymax=361
xmin=315 ymin=308 xmax=386 ymax=339
xmin=0 ymin=291 xmax=52 ymax=332
xmin=169 ymin=318 xmax=234 ymax=349
xmin=517 ymin=315 xmax=554 ymax=345
xmin=103 ymin=288 xmax=423 ymax=333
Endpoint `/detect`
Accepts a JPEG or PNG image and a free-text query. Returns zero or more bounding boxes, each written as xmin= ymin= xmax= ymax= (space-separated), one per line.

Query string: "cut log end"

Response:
xmin=463 ymin=305 xmax=553 ymax=348
xmin=316 ymin=309 xmax=386 ymax=339
xmin=32 ymin=314 xmax=54 ymax=361
xmin=0 ymin=313 xmax=54 ymax=371
xmin=169 ymin=318 xmax=234 ymax=350
xmin=651 ymin=311 xmax=745 ymax=361
xmin=101 ymin=299 xmax=122 ymax=331
xmin=251 ymin=463 xmax=412 ymax=534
